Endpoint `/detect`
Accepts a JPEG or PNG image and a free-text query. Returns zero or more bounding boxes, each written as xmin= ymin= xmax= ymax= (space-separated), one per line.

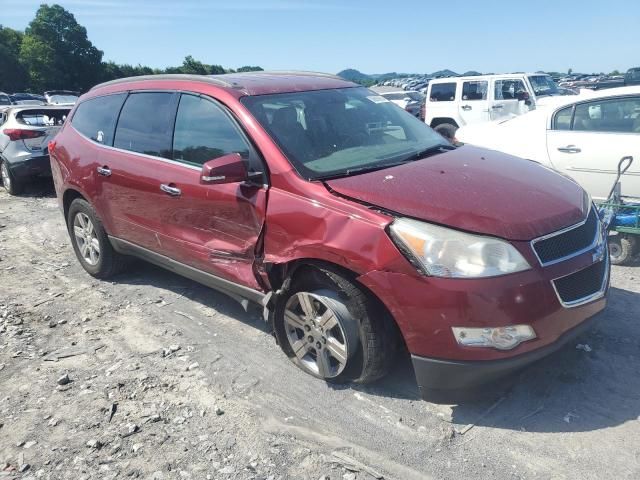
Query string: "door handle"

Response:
xmin=160 ymin=184 xmax=181 ymax=196
xmin=461 ymin=105 xmax=472 ymax=111
xmin=557 ymin=145 xmax=581 ymax=154
xmin=491 ymin=105 xmax=504 ymax=109
xmin=96 ymin=166 xmax=111 ymax=177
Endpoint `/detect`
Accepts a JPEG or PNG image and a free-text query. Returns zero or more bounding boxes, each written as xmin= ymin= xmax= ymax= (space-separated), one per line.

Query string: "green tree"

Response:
xmin=236 ymin=66 xmax=264 ymax=72
xmin=568 ymin=68 xmax=573 ymax=75
xmin=20 ymin=4 xmax=103 ymax=91
xmin=0 ymin=26 xmax=28 ymax=91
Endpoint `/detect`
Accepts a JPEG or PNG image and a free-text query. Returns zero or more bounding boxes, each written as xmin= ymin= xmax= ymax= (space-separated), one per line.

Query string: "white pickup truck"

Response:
xmin=424 ymin=73 xmax=562 ymax=137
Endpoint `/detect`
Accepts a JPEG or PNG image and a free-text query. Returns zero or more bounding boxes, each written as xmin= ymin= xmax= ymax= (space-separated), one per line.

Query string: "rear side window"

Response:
xmin=172 ymin=94 xmax=250 ymax=167
xmin=429 ymin=83 xmax=457 ymax=102
xmin=572 ymin=97 xmax=640 ymax=133
xmin=71 ymin=94 xmax=126 ymax=145
xmin=114 ymin=93 xmax=177 ymax=159
xmin=462 ymin=81 xmax=488 ymax=101
xmin=553 ymin=105 xmax=574 ymax=130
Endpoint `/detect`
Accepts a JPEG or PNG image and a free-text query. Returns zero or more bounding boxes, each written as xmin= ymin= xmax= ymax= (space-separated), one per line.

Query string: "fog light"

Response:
xmin=451 ymin=325 xmax=536 ymax=350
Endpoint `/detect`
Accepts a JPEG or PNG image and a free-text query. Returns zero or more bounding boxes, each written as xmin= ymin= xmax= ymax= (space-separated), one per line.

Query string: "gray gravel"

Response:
xmin=0 ymin=180 xmax=639 ymax=479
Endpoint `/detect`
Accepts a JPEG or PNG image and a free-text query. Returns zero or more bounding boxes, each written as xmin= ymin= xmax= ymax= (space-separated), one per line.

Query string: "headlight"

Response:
xmin=389 ymin=218 xmax=531 ymax=278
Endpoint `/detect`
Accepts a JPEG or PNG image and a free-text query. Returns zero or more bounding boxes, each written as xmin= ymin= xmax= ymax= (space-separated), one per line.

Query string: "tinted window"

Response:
xmin=494 ymin=79 xmax=527 ymax=100
xmin=429 ymin=83 xmax=457 ymax=102
xmin=71 ymin=93 xmax=126 ymax=145
xmin=462 ymin=81 xmax=488 ymax=101
xmin=172 ymin=95 xmax=250 ymax=167
xmin=554 ymin=105 xmax=573 ymax=130
xmin=573 ymin=97 xmax=640 ymax=133
xmin=114 ymin=93 xmax=176 ymax=158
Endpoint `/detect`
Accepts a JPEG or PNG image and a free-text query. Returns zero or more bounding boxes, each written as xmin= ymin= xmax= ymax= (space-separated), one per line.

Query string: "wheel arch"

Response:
xmin=429 ymin=117 xmax=459 ymax=129
xmin=62 ymin=187 xmax=87 ymax=222
xmin=265 ymin=258 xmax=407 ymax=351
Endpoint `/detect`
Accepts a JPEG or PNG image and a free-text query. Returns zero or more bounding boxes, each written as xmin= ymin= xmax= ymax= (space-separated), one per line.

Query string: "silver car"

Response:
xmin=0 ymin=105 xmax=71 ymax=195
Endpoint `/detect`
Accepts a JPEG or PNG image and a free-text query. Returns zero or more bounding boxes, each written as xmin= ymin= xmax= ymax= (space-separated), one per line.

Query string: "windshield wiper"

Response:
xmin=400 ymin=143 xmax=456 ymax=163
xmin=317 ymin=161 xmax=409 ymax=180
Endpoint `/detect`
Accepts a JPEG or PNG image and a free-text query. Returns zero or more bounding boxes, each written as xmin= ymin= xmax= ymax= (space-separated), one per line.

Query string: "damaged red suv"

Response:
xmin=49 ymin=73 xmax=609 ymax=401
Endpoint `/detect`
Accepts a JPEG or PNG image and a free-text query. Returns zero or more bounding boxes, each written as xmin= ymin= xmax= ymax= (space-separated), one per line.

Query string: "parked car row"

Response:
xmin=379 ymin=90 xmax=425 ymax=120
xmin=0 ymin=90 xmax=79 ymax=106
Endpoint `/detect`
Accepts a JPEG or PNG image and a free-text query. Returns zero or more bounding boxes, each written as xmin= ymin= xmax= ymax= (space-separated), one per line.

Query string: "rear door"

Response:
xmin=546 ymin=96 xmax=640 ymax=200
xmin=458 ymin=80 xmax=489 ymax=126
xmin=489 ymin=78 xmax=530 ymax=120
xmin=426 ymin=81 xmax=458 ymax=125
xmin=95 ymin=92 xmax=180 ymax=251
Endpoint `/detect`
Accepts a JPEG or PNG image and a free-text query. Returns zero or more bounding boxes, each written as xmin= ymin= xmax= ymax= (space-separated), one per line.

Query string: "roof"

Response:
xmin=91 ymin=71 xmax=358 ymax=96
xmin=430 ymin=73 xmax=550 ymax=83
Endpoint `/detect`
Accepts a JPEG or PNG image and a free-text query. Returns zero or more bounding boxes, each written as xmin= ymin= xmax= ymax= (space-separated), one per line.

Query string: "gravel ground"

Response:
xmin=1 ymin=180 xmax=639 ymax=480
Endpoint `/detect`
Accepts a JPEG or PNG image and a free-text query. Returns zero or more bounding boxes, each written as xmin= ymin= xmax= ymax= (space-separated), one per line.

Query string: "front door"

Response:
xmin=546 ymin=96 xmax=640 ymax=201
xmin=149 ymin=93 xmax=267 ymax=290
xmin=489 ymin=78 xmax=530 ymax=120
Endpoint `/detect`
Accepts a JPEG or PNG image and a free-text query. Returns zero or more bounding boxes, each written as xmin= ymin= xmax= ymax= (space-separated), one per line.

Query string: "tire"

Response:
xmin=273 ymin=266 xmax=397 ymax=384
xmin=67 ymin=198 xmax=128 ymax=278
xmin=434 ymin=123 xmax=458 ymax=142
xmin=608 ymin=235 xmax=634 ymax=266
xmin=1 ymin=160 xmax=24 ymax=195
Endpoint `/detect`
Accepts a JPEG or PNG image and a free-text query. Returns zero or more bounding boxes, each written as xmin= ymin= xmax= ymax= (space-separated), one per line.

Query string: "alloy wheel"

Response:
xmin=283 ymin=291 xmax=350 ymax=378
xmin=73 ymin=212 xmax=100 ymax=266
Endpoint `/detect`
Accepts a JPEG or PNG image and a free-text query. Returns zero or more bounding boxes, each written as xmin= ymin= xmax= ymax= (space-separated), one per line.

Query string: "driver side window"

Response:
xmin=172 ymin=94 xmax=250 ymax=167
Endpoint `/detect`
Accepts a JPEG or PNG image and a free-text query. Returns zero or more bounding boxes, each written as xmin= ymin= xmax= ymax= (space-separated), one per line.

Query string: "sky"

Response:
xmin=2 ymin=0 xmax=639 ymax=75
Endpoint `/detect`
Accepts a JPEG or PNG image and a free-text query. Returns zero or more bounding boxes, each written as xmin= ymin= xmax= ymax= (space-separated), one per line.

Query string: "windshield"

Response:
xmin=528 ymin=75 xmax=559 ymax=97
xmin=241 ymin=87 xmax=445 ymax=180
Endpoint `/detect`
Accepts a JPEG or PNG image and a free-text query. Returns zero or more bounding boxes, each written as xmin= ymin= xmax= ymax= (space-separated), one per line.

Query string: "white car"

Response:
xmin=456 ymin=86 xmax=640 ymax=200
xmin=379 ymin=90 xmax=425 ymax=118
xmin=424 ymin=73 xmax=565 ymax=138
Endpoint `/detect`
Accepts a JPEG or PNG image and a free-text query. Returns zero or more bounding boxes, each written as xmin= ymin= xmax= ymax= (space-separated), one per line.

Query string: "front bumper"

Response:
xmin=411 ymin=312 xmax=599 ymax=402
xmin=358 ymin=238 xmax=609 ymax=401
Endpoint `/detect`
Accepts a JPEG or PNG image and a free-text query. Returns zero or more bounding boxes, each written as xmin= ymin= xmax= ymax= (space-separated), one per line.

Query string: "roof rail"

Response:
xmin=237 ymin=70 xmax=345 ymax=80
xmin=90 ymin=74 xmax=240 ymax=91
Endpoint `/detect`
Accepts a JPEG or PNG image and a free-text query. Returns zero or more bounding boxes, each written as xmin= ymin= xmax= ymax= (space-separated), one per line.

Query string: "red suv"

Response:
xmin=49 ymin=73 xmax=609 ymax=401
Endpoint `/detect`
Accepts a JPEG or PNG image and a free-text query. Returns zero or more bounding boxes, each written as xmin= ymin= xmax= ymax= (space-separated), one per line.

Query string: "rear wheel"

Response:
xmin=1 ymin=160 xmax=23 ymax=195
xmin=67 ymin=198 xmax=128 ymax=278
xmin=609 ymin=235 xmax=635 ymax=265
xmin=274 ymin=266 xmax=397 ymax=384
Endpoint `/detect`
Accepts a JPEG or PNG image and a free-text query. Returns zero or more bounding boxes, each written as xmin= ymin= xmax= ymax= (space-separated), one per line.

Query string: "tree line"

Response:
xmin=0 ymin=4 xmax=263 ymax=94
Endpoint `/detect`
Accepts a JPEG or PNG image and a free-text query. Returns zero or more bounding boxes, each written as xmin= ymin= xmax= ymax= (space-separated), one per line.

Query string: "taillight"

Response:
xmin=3 ymin=129 xmax=46 ymax=141
xmin=48 ymin=140 xmax=57 ymax=153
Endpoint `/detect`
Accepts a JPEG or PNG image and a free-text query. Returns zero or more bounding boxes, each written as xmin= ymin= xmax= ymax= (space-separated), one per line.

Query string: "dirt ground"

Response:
xmin=1 ymin=180 xmax=639 ymax=480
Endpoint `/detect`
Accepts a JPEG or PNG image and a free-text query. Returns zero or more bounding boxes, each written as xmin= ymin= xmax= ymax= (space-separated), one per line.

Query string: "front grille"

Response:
xmin=533 ymin=208 xmax=599 ymax=265
xmin=553 ymin=259 xmax=607 ymax=306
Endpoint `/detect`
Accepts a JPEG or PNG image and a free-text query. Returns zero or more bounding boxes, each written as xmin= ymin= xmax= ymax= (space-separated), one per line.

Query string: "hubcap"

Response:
xmin=283 ymin=292 xmax=349 ymax=378
xmin=73 ymin=213 xmax=100 ymax=266
xmin=1 ymin=163 xmax=10 ymax=190
xmin=609 ymin=242 xmax=622 ymax=259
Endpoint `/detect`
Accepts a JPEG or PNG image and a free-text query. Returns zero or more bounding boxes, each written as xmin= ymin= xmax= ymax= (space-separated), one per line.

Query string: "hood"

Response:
xmin=325 ymin=145 xmax=588 ymax=241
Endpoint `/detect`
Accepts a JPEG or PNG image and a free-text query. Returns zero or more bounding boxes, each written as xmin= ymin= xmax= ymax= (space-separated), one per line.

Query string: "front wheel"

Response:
xmin=273 ymin=267 xmax=397 ymax=384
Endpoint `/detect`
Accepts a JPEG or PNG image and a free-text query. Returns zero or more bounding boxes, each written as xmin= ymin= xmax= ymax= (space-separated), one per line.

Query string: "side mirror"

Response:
xmin=201 ymin=153 xmax=247 ymax=184
xmin=516 ymin=91 xmax=530 ymax=102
